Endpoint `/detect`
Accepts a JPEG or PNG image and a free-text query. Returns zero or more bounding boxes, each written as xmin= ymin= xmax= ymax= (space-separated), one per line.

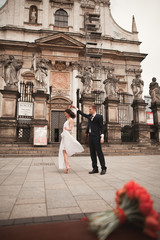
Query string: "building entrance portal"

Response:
xmin=49 ymin=96 xmax=72 ymax=143
xmin=51 ymin=111 xmax=66 ymax=142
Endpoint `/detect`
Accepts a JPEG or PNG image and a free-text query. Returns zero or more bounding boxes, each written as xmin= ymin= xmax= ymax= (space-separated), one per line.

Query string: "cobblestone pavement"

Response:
xmin=0 ymin=155 xmax=160 ymax=221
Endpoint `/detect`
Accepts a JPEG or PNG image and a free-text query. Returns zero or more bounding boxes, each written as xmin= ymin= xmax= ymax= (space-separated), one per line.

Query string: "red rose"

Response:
xmin=150 ymin=210 xmax=159 ymax=220
xmin=116 ymin=188 xmax=125 ymax=197
xmin=145 ymin=216 xmax=160 ymax=231
xmin=139 ymin=202 xmax=153 ymax=216
xmin=139 ymin=193 xmax=152 ymax=203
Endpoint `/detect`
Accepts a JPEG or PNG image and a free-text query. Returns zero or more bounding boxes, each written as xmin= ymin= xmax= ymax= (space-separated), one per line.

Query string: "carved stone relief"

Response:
xmin=50 ymin=72 xmax=70 ymax=91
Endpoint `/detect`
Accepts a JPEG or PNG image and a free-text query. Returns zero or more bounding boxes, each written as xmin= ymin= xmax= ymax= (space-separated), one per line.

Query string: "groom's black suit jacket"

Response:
xmin=77 ymin=110 xmax=104 ymax=137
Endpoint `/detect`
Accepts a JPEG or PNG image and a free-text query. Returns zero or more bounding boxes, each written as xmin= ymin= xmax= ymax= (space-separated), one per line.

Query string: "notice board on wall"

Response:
xmin=33 ymin=126 xmax=48 ymax=146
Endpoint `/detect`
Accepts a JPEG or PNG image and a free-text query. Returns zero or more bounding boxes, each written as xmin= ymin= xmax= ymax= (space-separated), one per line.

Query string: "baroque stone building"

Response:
xmin=0 ymin=0 xmax=147 ymax=143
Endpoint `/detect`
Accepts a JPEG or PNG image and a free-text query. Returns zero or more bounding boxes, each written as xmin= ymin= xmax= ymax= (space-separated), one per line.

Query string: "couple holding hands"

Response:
xmin=58 ymin=105 xmax=107 ymax=175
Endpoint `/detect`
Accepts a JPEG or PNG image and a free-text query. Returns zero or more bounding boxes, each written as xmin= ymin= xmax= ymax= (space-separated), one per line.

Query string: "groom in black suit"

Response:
xmin=71 ymin=105 xmax=107 ymax=175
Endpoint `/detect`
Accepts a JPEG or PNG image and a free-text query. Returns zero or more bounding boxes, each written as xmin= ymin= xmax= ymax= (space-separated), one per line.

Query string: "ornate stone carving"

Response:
xmin=103 ymin=69 xmax=118 ymax=97
xmin=51 ymin=96 xmax=72 ymax=110
xmin=52 ymin=89 xmax=69 ymax=97
xmin=126 ymin=68 xmax=142 ymax=74
xmin=55 ymin=61 xmax=66 ymax=71
xmin=149 ymin=77 xmax=160 ymax=103
xmin=2 ymin=55 xmax=23 ymax=88
xmin=76 ymin=66 xmax=93 ymax=94
xmin=131 ymin=74 xmax=144 ymax=100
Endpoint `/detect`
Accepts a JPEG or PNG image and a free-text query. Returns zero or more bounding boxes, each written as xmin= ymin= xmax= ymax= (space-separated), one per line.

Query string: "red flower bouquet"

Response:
xmin=88 ymin=180 xmax=160 ymax=240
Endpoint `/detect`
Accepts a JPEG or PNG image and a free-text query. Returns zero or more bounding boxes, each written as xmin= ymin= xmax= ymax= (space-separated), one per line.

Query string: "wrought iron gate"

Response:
xmin=118 ymin=92 xmax=134 ymax=142
xmin=17 ymin=82 xmax=34 ymax=142
xmin=51 ymin=111 xmax=66 ymax=142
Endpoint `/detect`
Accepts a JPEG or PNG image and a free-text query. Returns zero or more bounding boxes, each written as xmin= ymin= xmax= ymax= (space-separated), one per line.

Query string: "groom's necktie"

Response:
xmin=90 ymin=115 xmax=94 ymax=121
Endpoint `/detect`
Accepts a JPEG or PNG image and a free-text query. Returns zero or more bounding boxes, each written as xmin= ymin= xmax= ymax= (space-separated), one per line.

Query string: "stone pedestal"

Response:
xmin=0 ymin=88 xmax=20 ymax=142
xmin=131 ymin=100 xmax=150 ymax=143
xmin=150 ymin=101 xmax=160 ymax=142
xmin=32 ymin=90 xmax=49 ymax=142
xmin=104 ymin=97 xmax=121 ymax=144
xmin=33 ymin=90 xmax=49 ymax=120
xmin=79 ymin=93 xmax=95 ymax=144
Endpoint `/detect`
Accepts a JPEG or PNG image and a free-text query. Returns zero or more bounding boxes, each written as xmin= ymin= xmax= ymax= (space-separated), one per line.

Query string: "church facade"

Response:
xmin=0 ymin=0 xmax=147 ymax=143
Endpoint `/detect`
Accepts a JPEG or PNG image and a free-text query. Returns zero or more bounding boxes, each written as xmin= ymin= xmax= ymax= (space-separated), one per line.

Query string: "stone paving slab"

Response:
xmin=0 ymin=155 xmax=160 ymax=224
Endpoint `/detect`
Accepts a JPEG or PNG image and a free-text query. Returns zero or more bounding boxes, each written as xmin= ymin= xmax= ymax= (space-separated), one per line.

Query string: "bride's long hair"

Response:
xmin=65 ymin=109 xmax=76 ymax=119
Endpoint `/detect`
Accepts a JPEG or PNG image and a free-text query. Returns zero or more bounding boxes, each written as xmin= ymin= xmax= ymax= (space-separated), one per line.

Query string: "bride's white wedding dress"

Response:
xmin=58 ymin=119 xmax=84 ymax=169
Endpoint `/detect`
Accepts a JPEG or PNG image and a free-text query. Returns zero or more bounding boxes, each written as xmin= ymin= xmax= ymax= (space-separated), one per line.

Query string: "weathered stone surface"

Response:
xmin=104 ymin=97 xmax=121 ymax=143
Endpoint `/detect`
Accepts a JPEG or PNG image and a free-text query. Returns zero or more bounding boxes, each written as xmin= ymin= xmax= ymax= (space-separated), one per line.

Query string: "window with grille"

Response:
xmin=55 ymin=9 xmax=68 ymax=27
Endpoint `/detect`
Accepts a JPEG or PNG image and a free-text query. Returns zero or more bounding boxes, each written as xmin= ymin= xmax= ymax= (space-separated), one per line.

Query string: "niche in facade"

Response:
xmin=29 ymin=5 xmax=38 ymax=24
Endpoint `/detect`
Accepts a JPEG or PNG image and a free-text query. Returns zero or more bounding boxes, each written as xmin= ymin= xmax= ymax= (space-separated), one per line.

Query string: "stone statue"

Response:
xmin=30 ymin=7 xmax=37 ymax=23
xmin=2 ymin=55 xmax=23 ymax=87
xmin=149 ymin=77 xmax=160 ymax=102
xmin=76 ymin=66 xmax=93 ymax=94
xmin=35 ymin=58 xmax=48 ymax=91
xmin=131 ymin=74 xmax=144 ymax=100
xmin=103 ymin=69 xmax=118 ymax=97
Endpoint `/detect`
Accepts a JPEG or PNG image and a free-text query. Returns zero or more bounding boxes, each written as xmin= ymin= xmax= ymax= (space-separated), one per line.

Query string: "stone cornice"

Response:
xmin=0 ymin=26 xmax=142 ymax=46
xmin=103 ymin=35 xmax=141 ymax=46
xmin=102 ymin=49 xmax=147 ymax=62
xmin=0 ymin=39 xmax=147 ymax=62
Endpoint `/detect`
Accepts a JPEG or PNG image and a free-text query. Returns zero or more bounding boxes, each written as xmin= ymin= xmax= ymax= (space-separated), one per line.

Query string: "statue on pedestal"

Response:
xmin=32 ymin=56 xmax=48 ymax=92
xmin=103 ymin=69 xmax=118 ymax=97
xmin=2 ymin=55 xmax=23 ymax=88
xmin=131 ymin=74 xmax=144 ymax=100
xmin=76 ymin=66 xmax=93 ymax=94
xmin=149 ymin=77 xmax=160 ymax=102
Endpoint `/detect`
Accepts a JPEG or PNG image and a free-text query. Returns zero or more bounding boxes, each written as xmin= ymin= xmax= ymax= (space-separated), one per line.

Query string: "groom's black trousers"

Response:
xmin=89 ymin=134 xmax=106 ymax=170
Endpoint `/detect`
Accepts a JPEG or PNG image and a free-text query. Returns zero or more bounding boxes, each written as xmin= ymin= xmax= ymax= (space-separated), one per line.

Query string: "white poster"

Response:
xmin=33 ymin=126 xmax=48 ymax=146
xmin=18 ymin=102 xmax=33 ymax=117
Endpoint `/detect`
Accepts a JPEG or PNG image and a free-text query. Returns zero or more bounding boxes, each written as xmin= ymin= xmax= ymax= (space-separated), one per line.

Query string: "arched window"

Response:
xmin=55 ymin=9 xmax=68 ymax=27
xmin=29 ymin=5 xmax=38 ymax=24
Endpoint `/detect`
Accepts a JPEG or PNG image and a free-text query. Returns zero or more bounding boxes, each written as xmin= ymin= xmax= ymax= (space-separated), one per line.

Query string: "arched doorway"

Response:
xmin=49 ymin=96 xmax=72 ymax=142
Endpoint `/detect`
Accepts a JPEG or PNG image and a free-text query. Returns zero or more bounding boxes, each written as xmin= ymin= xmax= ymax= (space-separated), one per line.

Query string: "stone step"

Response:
xmin=0 ymin=143 xmax=159 ymax=157
xmin=0 ymin=151 xmax=160 ymax=158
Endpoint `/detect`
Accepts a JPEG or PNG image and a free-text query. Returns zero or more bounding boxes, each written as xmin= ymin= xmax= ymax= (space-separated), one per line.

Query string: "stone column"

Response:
xmin=0 ymin=87 xmax=20 ymax=142
xmin=150 ymin=102 xmax=160 ymax=142
xmin=131 ymin=100 xmax=150 ymax=143
xmin=79 ymin=94 xmax=95 ymax=144
xmin=104 ymin=97 xmax=121 ymax=144
xmin=32 ymin=90 xmax=49 ymax=142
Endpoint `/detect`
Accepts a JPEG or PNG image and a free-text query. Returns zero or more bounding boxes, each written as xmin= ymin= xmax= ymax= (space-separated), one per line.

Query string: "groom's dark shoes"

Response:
xmin=89 ymin=169 xmax=99 ymax=174
xmin=100 ymin=167 xmax=107 ymax=175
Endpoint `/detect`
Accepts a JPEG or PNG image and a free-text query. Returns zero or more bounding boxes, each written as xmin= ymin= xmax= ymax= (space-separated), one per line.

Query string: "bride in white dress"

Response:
xmin=58 ymin=109 xmax=84 ymax=173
